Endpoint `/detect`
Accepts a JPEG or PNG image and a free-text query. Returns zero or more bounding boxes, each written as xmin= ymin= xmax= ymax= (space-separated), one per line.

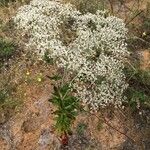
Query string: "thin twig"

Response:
xmin=125 ymin=10 xmax=143 ymax=26
xmin=98 ymin=112 xmax=136 ymax=143
xmin=84 ymin=109 xmax=136 ymax=143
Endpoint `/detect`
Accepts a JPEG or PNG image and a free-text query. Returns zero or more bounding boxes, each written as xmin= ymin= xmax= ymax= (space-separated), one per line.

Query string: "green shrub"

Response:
xmin=143 ymin=17 xmax=150 ymax=31
xmin=124 ymin=66 xmax=150 ymax=110
xmin=125 ymin=87 xmax=150 ymax=110
xmin=0 ymin=38 xmax=16 ymax=67
xmin=49 ymin=83 xmax=79 ymax=135
xmin=0 ymin=82 xmax=22 ymax=123
xmin=125 ymin=66 xmax=150 ymax=86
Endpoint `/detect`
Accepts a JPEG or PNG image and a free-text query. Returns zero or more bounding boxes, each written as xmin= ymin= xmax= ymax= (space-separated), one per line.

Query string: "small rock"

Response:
xmin=22 ymin=114 xmax=41 ymax=132
xmin=38 ymin=128 xmax=60 ymax=150
xmin=38 ymin=129 xmax=52 ymax=146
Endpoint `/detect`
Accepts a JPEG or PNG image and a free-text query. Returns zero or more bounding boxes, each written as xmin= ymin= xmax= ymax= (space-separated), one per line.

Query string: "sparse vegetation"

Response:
xmin=0 ymin=0 xmax=29 ymax=6
xmin=49 ymin=83 xmax=79 ymax=145
xmin=0 ymin=38 xmax=16 ymax=68
xmin=0 ymin=78 xmax=22 ymax=123
xmin=0 ymin=39 xmax=15 ymax=59
xmin=65 ymin=0 xmax=106 ymax=13
xmin=76 ymin=122 xmax=87 ymax=135
xmin=0 ymin=0 xmax=14 ymax=6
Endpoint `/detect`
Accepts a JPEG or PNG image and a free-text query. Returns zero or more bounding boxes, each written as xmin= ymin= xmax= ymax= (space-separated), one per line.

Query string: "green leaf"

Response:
xmin=60 ymin=84 xmax=70 ymax=96
xmin=43 ymin=51 xmax=54 ymax=64
xmin=49 ymin=83 xmax=79 ymax=135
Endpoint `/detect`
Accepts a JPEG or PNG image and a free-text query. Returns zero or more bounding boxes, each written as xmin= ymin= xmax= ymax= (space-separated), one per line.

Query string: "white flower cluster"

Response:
xmin=14 ymin=0 xmax=129 ymax=110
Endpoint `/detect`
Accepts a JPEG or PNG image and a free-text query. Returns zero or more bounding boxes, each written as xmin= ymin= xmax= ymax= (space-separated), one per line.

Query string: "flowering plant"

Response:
xmin=14 ymin=0 xmax=129 ymax=111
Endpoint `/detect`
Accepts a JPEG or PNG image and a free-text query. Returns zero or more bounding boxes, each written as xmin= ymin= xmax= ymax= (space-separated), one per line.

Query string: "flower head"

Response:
xmin=14 ymin=0 xmax=129 ymax=111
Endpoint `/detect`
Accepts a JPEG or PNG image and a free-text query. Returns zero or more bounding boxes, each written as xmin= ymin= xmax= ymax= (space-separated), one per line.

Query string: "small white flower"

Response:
xmin=14 ymin=0 xmax=129 ymax=111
